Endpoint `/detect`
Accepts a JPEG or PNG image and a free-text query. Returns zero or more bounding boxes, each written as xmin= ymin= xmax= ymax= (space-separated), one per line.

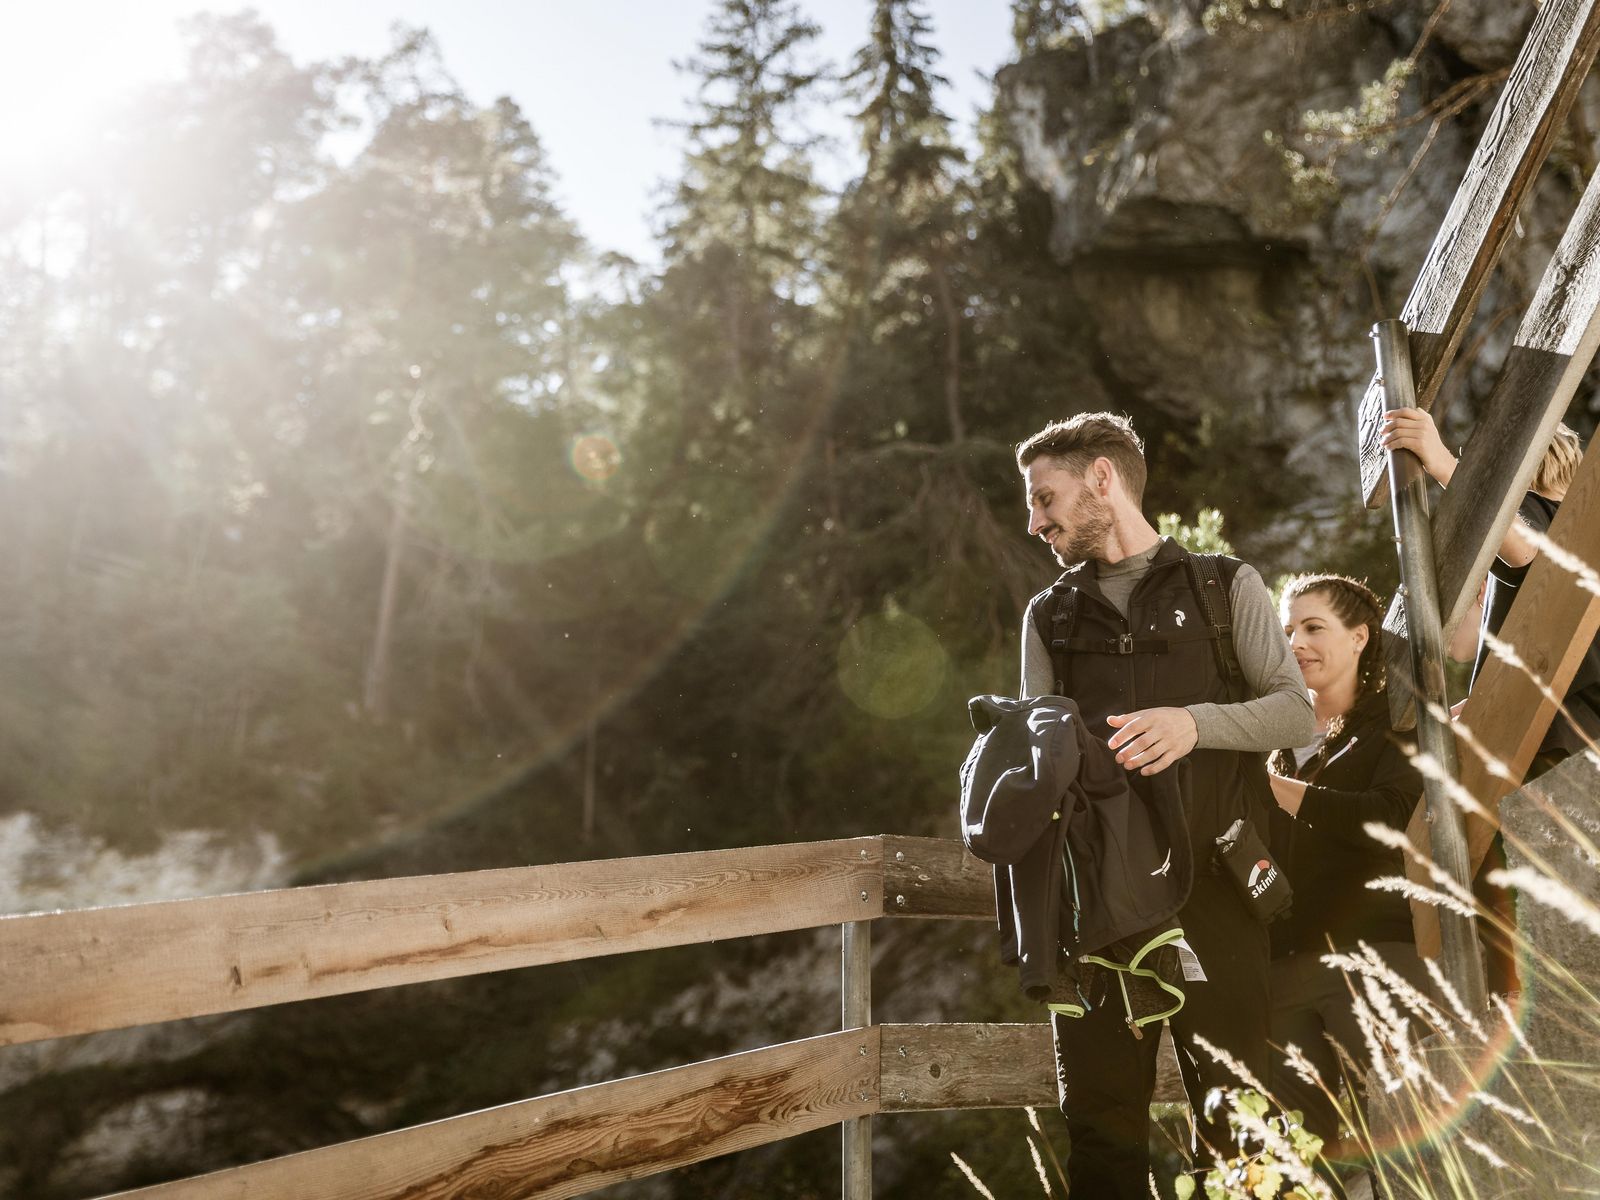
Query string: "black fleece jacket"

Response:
xmin=1267 ymin=692 xmax=1422 ymax=957
xmin=960 ymin=694 xmax=1191 ymax=1000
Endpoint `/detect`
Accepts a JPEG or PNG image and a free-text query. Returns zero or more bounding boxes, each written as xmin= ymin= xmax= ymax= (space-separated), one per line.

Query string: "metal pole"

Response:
xmin=1373 ymin=319 xmax=1488 ymax=1015
xmin=842 ymin=920 xmax=871 ymax=1200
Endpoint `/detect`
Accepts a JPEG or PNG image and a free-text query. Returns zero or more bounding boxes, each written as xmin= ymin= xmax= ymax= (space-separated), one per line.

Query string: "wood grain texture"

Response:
xmin=880 ymin=836 xmax=993 ymax=920
xmin=1407 ymin=440 xmax=1600 ymax=955
xmin=1357 ymin=0 xmax=1600 ymax=506
xmin=1383 ymin=167 xmax=1600 ymax=728
xmin=102 ymin=1030 xmax=880 ymax=1200
xmin=0 ymin=838 xmax=885 ymax=1046
xmin=877 ymin=1022 xmax=1184 ymax=1111
xmin=879 ymin=1023 xmax=1054 ymax=1111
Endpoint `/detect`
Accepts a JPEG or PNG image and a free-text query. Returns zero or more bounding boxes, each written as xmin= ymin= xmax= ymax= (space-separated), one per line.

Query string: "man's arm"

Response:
xmin=1020 ymin=613 xmax=1052 ymax=699
xmin=1185 ymin=564 xmax=1315 ymax=752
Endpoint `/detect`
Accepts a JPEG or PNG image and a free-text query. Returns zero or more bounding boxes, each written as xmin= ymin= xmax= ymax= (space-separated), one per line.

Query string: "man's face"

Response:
xmin=1025 ymin=458 xmax=1112 ymax=566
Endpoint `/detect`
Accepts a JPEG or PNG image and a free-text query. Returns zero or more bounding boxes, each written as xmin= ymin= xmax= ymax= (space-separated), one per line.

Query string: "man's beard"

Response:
xmin=1053 ymin=489 xmax=1113 ymax=566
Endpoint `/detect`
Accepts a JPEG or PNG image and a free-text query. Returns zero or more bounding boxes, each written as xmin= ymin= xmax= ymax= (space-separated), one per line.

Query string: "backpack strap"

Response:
xmin=1182 ymin=552 xmax=1246 ymax=702
xmin=1047 ymin=584 xmax=1077 ymax=695
xmin=1033 ymin=560 xmax=1241 ymax=694
xmin=1184 ymin=552 xmax=1277 ymax=831
xmin=1025 ymin=580 xmax=1079 ymax=695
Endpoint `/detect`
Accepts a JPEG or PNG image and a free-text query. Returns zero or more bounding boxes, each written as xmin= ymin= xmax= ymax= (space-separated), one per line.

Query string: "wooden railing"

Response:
xmin=2 ymin=834 xmax=1105 ymax=1199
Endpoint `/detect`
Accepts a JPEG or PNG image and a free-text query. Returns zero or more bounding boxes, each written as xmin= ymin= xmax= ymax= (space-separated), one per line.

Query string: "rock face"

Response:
xmin=996 ymin=0 xmax=1572 ymax=574
xmin=1434 ymin=0 xmax=1539 ymax=70
xmin=0 ymin=814 xmax=287 ymax=917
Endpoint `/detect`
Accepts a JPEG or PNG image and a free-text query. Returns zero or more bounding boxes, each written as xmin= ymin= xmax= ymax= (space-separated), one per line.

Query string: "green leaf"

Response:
xmin=1234 ymin=1089 xmax=1270 ymax=1120
xmin=1251 ymin=1165 xmax=1283 ymax=1199
xmin=1288 ymin=1123 xmax=1324 ymax=1160
xmin=1156 ymin=507 xmax=1234 ymax=555
xmin=1174 ymin=1174 xmax=1196 ymax=1200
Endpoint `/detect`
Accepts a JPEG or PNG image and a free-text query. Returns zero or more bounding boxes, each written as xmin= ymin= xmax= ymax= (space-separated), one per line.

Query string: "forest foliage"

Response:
xmin=0 ymin=0 xmax=1347 ymax=887
xmin=0 ymin=2 xmax=1069 ymax=876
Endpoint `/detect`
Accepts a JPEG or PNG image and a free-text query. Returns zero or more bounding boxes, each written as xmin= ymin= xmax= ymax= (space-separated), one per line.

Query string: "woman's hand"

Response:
xmin=1381 ymin=408 xmax=1456 ymax=485
xmin=1268 ymin=771 xmax=1308 ymax=818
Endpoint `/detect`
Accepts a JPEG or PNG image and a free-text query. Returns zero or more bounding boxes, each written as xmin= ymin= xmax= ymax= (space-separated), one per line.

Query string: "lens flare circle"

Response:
xmin=837 ymin=611 xmax=948 ymax=720
xmin=570 ymin=433 xmax=620 ymax=482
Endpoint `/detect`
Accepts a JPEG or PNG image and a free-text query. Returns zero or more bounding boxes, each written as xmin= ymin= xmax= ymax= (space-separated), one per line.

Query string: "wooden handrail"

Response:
xmin=0 ymin=836 xmax=990 ymax=1047
xmin=97 ymin=1022 xmax=1178 ymax=1198
xmin=880 ymin=1022 xmax=1055 ymax=1111
xmin=3 ymin=833 xmax=1084 ymax=1198
xmin=0 ymin=837 xmax=888 ymax=1046
xmin=880 ymin=834 xmax=993 ymax=919
xmin=0 ymin=829 xmax=1185 ymax=1199
xmin=105 ymin=1029 xmax=881 ymax=1200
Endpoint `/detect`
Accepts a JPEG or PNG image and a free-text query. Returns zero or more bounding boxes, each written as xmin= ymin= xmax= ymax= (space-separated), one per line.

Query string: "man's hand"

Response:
xmin=1106 ymin=707 xmax=1198 ymax=775
xmin=1381 ymin=408 xmax=1456 ymax=486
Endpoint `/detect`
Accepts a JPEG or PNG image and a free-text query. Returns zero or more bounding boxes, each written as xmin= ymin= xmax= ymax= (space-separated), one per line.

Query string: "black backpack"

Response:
xmin=1042 ymin=552 xmax=1247 ymax=701
xmin=1041 ymin=551 xmax=1277 ymax=841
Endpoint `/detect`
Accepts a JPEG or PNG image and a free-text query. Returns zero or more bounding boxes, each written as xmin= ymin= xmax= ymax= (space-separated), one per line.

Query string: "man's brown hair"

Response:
xmin=1016 ymin=412 xmax=1148 ymax=505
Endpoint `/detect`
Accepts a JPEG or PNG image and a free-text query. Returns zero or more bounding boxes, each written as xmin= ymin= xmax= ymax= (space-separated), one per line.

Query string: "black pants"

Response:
xmin=1051 ymin=875 xmax=1270 ymax=1199
xmin=1268 ymin=940 xmax=1436 ymax=1144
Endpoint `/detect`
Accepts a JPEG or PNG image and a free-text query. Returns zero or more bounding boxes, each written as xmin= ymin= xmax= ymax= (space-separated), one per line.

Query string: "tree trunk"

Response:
xmin=582 ymin=714 xmax=597 ymax=843
xmin=363 ymin=487 xmax=408 ymax=720
xmin=930 ymin=256 xmax=966 ymax=444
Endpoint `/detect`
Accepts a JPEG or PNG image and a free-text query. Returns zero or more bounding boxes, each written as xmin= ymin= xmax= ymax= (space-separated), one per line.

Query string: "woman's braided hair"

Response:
xmin=1271 ymin=574 xmax=1386 ymax=772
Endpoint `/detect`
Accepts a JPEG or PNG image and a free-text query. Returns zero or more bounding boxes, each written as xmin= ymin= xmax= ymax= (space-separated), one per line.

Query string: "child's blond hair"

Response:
xmin=1533 ymin=423 xmax=1584 ymax=497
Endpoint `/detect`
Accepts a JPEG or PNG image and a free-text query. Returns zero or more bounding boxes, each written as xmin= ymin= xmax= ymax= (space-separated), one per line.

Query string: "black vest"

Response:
xmin=1026 ymin=540 xmax=1264 ymax=865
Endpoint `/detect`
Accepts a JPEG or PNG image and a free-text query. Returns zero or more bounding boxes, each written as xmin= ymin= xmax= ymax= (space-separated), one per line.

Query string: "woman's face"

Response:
xmin=1284 ymin=590 xmax=1369 ymax=698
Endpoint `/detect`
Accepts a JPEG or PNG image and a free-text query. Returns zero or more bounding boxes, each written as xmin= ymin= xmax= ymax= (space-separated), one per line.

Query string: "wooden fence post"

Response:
xmin=842 ymin=919 xmax=872 ymax=1200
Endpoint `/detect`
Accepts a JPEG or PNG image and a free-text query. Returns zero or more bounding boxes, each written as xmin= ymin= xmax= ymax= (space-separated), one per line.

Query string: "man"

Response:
xmin=1017 ymin=412 xmax=1314 ymax=1197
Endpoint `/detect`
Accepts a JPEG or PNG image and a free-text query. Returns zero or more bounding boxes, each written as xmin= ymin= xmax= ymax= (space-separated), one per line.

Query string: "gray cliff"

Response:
xmin=997 ymin=0 xmax=1595 ymax=573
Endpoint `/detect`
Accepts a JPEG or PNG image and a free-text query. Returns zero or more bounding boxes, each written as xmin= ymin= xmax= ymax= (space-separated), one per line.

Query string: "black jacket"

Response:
xmin=1268 ymin=692 xmax=1422 ymax=957
xmin=960 ymin=694 xmax=1192 ymax=1001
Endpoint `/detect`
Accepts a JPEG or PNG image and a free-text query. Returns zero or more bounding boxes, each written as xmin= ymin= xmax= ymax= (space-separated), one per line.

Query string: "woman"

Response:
xmin=1266 ymin=574 xmax=1429 ymax=1146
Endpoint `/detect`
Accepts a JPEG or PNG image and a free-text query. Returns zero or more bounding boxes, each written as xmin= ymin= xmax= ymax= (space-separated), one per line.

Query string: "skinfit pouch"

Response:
xmin=1214 ymin=816 xmax=1292 ymax=924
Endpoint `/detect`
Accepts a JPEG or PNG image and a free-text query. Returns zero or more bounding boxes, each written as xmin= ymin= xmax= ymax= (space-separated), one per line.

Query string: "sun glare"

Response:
xmin=0 ymin=5 xmax=184 ymax=183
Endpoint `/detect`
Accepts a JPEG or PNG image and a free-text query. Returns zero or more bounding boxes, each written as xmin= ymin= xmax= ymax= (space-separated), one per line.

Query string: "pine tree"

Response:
xmin=656 ymin=0 xmax=825 ymax=413
xmin=1010 ymin=0 xmax=1091 ymax=57
xmin=835 ymin=0 xmax=971 ymax=444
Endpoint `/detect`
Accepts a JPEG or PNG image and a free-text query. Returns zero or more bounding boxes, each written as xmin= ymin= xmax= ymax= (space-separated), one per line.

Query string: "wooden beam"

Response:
xmin=0 ymin=838 xmax=885 ymax=1047
xmin=1408 ymin=437 xmax=1600 ymax=955
xmin=1383 ymin=165 xmax=1600 ymax=728
xmin=879 ymin=1023 xmax=1054 ymax=1111
xmin=102 ymin=1029 xmax=880 ymax=1200
xmin=877 ymin=1022 xmax=1184 ymax=1112
xmin=1356 ymin=0 xmax=1600 ymax=507
xmin=880 ymin=836 xmax=993 ymax=920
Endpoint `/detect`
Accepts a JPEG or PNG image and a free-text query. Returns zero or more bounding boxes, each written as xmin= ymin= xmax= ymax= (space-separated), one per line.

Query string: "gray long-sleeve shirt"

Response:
xmin=1020 ymin=542 xmax=1314 ymax=752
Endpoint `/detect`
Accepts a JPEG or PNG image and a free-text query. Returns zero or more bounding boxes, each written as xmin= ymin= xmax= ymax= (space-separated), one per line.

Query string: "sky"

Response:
xmin=0 ymin=1 xmax=1015 ymax=264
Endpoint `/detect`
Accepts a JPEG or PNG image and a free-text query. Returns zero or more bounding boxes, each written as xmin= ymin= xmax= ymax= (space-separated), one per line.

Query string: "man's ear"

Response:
xmin=1090 ymin=456 xmax=1116 ymax=496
